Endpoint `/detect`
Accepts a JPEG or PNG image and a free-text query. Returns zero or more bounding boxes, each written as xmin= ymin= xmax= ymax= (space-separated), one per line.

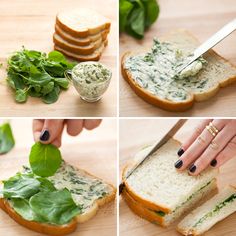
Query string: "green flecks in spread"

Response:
xmin=124 ymin=39 xmax=208 ymax=102
xmin=155 ymin=210 xmax=166 ymax=217
xmin=193 ymin=193 xmax=236 ymax=228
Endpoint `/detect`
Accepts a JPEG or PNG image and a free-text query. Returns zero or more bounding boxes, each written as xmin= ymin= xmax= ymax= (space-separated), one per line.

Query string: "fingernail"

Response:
xmin=177 ymin=148 xmax=184 ymax=157
xmin=210 ymin=159 xmax=217 ymax=167
xmin=175 ymin=159 xmax=183 ymax=169
xmin=189 ymin=164 xmax=196 ymax=173
xmin=40 ymin=130 xmax=50 ymax=141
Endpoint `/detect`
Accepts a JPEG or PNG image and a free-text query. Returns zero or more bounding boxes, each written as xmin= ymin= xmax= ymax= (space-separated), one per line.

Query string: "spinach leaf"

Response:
xmin=29 ymin=142 xmax=62 ymax=177
xmin=10 ymin=198 xmax=45 ymax=222
xmin=29 ymin=188 xmax=81 ymax=225
xmin=0 ymin=123 xmax=15 ymax=154
xmin=7 ymin=48 xmax=76 ymax=104
xmin=3 ymin=173 xmax=40 ymax=199
xmin=119 ymin=0 xmax=160 ymax=38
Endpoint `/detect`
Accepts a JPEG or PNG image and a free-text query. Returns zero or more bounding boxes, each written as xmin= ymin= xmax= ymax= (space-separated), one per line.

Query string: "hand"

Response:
xmin=33 ymin=119 xmax=102 ymax=147
xmin=174 ymin=119 xmax=236 ymax=175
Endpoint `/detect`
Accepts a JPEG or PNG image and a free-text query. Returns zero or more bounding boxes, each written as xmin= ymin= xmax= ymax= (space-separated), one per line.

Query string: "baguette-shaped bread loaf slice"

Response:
xmin=0 ymin=162 xmax=116 ymax=235
xmin=53 ymin=33 xmax=104 ymax=55
xmin=123 ymin=179 xmax=217 ymax=227
xmin=123 ymin=139 xmax=218 ymax=213
xmin=56 ymin=8 xmax=111 ymax=38
xmin=177 ymin=185 xmax=236 ymax=236
xmin=54 ymin=39 xmax=108 ymax=61
xmin=55 ymin=24 xmax=109 ymax=46
xmin=121 ymin=29 xmax=236 ymax=112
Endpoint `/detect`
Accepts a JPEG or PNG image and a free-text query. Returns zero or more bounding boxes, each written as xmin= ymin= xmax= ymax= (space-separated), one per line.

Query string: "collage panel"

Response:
xmin=0 ymin=0 xmax=117 ymax=117
xmin=119 ymin=0 xmax=236 ymax=117
xmin=0 ymin=119 xmax=117 ymax=235
xmin=119 ymin=119 xmax=236 ymax=235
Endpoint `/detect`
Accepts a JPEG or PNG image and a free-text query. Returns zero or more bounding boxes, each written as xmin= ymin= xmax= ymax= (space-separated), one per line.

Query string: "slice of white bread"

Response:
xmin=55 ymin=24 xmax=109 ymax=46
xmin=53 ymin=33 xmax=104 ymax=55
xmin=123 ymin=139 xmax=218 ymax=213
xmin=54 ymin=39 xmax=108 ymax=61
xmin=121 ymin=29 xmax=236 ymax=112
xmin=56 ymin=8 xmax=111 ymax=38
xmin=123 ymin=179 xmax=217 ymax=227
xmin=0 ymin=161 xmax=116 ymax=235
xmin=177 ymin=185 xmax=236 ymax=236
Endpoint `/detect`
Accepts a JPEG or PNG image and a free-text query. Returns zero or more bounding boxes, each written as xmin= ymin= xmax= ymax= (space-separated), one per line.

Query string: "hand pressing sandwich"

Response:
xmin=33 ymin=119 xmax=102 ymax=147
xmin=175 ymin=119 xmax=236 ymax=175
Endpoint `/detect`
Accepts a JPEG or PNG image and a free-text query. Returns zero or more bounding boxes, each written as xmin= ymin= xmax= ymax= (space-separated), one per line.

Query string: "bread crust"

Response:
xmin=54 ymin=39 xmax=108 ymax=61
xmin=53 ymin=33 xmax=103 ymax=55
xmin=55 ymin=24 xmax=109 ymax=46
xmin=121 ymin=30 xmax=236 ymax=112
xmin=56 ymin=16 xmax=111 ymax=38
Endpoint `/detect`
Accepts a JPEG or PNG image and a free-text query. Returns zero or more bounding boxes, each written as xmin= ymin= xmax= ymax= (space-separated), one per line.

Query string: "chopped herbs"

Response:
xmin=7 ymin=48 xmax=76 ymax=104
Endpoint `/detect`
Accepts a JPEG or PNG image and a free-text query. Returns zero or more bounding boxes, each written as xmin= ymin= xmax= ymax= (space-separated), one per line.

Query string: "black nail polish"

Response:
xmin=210 ymin=159 xmax=217 ymax=167
xmin=189 ymin=164 xmax=196 ymax=173
xmin=175 ymin=159 xmax=183 ymax=169
xmin=177 ymin=148 xmax=184 ymax=157
xmin=40 ymin=130 xmax=50 ymax=141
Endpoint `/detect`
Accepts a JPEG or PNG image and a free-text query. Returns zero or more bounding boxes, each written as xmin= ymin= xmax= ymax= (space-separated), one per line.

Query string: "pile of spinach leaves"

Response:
xmin=0 ymin=122 xmax=15 ymax=154
xmin=119 ymin=0 xmax=160 ymax=39
xmin=7 ymin=48 xmax=76 ymax=104
xmin=2 ymin=171 xmax=81 ymax=225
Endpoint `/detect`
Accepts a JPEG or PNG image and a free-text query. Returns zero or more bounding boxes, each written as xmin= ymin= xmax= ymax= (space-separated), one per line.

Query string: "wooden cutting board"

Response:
xmin=0 ymin=119 xmax=117 ymax=236
xmin=119 ymin=0 xmax=236 ymax=117
xmin=119 ymin=119 xmax=236 ymax=236
xmin=0 ymin=0 xmax=117 ymax=117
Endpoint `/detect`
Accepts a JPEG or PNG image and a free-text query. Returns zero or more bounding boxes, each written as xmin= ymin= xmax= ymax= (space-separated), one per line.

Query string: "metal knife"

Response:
xmin=119 ymin=119 xmax=187 ymax=195
xmin=176 ymin=18 xmax=236 ymax=76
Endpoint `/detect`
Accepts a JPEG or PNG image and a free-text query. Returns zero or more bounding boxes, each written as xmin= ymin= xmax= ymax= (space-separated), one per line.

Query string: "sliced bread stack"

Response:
xmin=53 ymin=8 xmax=111 ymax=61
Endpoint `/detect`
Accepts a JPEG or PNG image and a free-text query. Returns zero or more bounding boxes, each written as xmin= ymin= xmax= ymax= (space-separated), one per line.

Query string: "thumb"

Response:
xmin=39 ymin=119 xmax=64 ymax=144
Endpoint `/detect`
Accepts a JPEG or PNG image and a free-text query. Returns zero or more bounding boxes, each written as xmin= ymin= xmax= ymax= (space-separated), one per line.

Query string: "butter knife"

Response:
xmin=119 ymin=119 xmax=187 ymax=195
xmin=176 ymin=18 xmax=236 ymax=75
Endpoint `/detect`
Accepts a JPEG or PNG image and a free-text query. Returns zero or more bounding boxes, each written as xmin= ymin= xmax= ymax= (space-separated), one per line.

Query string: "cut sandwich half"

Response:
xmin=122 ymin=179 xmax=217 ymax=227
xmin=177 ymin=185 xmax=236 ymax=236
xmin=0 ymin=161 xmax=116 ymax=235
xmin=56 ymin=8 xmax=111 ymax=38
xmin=121 ymin=29 xmax=236 ymax=112
xmin=123 ymin=139 xmax=218 ymax=225
xmin=55 ymin=24 xmax=109 ymax=46
xmin=54 ymin=39 xmax=108 ymax=61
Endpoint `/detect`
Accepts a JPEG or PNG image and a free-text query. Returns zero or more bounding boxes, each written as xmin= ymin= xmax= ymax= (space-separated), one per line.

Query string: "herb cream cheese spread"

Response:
xmin=124 ymin=39 xmax=208 ymax=102
xmin=72 ymin=62 xmax=112 ymax=102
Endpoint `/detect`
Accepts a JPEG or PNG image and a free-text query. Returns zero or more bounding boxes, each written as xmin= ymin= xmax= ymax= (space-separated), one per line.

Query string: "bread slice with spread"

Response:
xmin=122 ymin=138 xmax=218 ymax=226
xmin=0 ymin=161 xmax=116 ymax=235
xmin=121 ymin=30 xmax=236 ymax=111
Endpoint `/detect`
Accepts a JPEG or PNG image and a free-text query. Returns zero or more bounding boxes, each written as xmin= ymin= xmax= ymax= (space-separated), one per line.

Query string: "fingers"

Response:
xmin=66 ymin=120 xmax=84 ymax=136
xmin=188 ymin=121 xmax=236 ymax=175
xmin=175 ymin=119 xmax=227 ymax=172
xmin=212 ymin=136 xmax=236 ymax=167
xmin=84 ymin=119 xmax=102 ymax=130
xmin=179 ymin=119 xmax=212 ymax=155
xmin=33 ymin=119 xmax=64 ymax=145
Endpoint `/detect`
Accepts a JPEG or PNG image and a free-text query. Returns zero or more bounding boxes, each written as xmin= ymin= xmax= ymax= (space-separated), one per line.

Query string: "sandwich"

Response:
xmin=0 ymin=161 xmax=116 ymax=235
xmin=122 ymin=138 xmax=218 ymax=226
xmin=177 ymin=185 xmax=236 ymax=235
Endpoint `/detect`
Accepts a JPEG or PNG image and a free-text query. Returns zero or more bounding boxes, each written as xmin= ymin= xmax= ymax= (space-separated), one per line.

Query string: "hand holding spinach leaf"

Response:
xmin=119 ymin=0 xmax=160 ymax=39
xmin=7 ymin=48 xmax=76 ymax=104
xmin=29 ymin=142 xmax=62 ymax=177
xmin=0 ymin=123 xmax=15 ymax=154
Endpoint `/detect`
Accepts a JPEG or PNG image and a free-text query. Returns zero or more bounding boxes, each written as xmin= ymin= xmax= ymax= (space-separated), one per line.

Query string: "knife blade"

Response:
xmin=119 ymin=119 xmax=187 ymax=195
xmin=176 ymin=18 xmax=236 ymax=76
